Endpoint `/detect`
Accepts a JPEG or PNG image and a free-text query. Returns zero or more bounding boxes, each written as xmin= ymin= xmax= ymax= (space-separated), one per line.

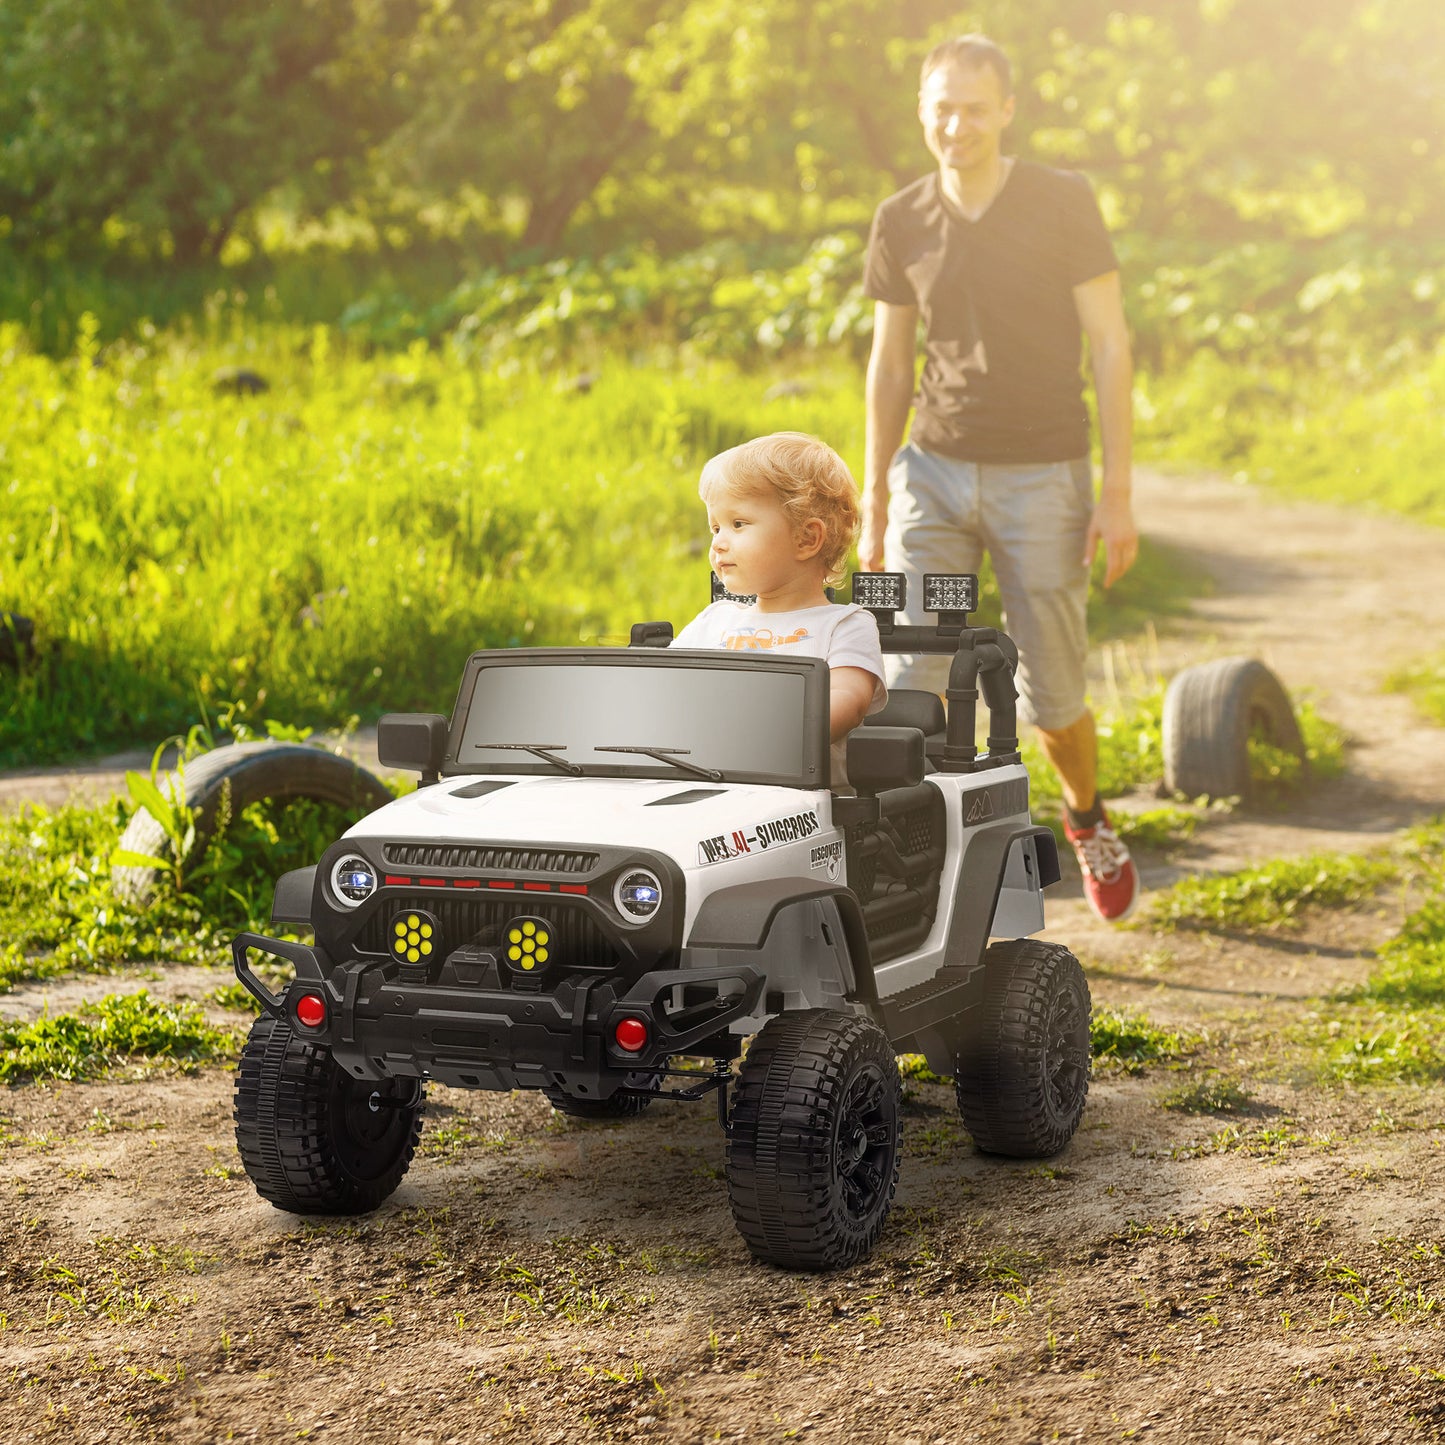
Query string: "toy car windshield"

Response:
xmin=449 ymin=649 xmax=830 ymax=788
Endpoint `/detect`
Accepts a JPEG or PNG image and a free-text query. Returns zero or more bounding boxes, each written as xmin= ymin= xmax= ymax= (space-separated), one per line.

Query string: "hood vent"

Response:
xmin=646 ymin=788 xmax=727 ymax=807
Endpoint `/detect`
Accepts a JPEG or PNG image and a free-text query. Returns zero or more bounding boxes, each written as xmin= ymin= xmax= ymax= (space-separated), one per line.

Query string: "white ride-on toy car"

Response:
xmin=232 ymin=572 xmax=1089 ymax=1271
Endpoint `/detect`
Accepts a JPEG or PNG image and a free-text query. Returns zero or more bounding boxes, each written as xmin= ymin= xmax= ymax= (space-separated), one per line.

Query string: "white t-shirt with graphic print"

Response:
xmin=671 ymin=601 xmax=888 ymax=790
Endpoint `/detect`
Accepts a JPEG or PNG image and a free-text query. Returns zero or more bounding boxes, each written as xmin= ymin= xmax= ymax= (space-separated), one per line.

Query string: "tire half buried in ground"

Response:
xmin=111 ymin=741 xmax=393 ymax=904
xmin=1161 ymin=656 xmax=1305 ymax=805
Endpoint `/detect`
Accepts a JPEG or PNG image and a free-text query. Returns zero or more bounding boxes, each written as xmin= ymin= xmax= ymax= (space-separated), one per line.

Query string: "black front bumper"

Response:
xmin=234 ymin=932 xmax=765 ymax=1097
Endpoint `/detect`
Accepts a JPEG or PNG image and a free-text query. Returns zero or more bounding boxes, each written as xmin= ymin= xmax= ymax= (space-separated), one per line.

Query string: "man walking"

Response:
xmin=860 ymin=33 xmax=1140 ymax=921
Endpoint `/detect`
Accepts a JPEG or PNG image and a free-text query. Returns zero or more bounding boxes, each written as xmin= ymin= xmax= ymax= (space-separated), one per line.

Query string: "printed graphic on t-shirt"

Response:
xmin=718 ymin=625 xmax=810 ymax=651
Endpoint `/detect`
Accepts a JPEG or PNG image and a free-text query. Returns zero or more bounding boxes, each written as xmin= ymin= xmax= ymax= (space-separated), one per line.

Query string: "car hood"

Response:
xmin=344 ymin=774 xmax=832 ymax=866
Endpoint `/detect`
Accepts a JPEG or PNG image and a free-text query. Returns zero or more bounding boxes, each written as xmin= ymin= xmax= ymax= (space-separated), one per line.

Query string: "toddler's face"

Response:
xmin=704 ymin=485 xmax=803 ymax=599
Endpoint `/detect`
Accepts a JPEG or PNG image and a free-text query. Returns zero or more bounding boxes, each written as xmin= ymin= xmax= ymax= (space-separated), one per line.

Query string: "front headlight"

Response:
xmin=330 ymin=854 xmax=377 ymax=908
xmin=614 ymin=868 xmax=663 ymax=922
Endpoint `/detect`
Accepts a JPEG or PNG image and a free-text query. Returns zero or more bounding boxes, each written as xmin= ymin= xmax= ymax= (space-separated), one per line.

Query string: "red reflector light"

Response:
xmin=614 ymin=1017 xmax=648 ymax=1053
xmin=295 ymin=993 xmax=326 ymax=1029
xmin=559 ymin=884 xmax=588 ymax=895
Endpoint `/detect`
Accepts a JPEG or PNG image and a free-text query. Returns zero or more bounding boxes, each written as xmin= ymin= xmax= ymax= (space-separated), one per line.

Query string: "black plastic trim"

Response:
xmin=271 ymin=866 xmax=318 ymax=925
xmin=946 ymin=822 xmax=1058 ymax=975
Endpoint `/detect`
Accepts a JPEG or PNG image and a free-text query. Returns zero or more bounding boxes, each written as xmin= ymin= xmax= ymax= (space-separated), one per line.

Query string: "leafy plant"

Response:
xmin=0 ymin=991 xmax=235 ymax=1083
xmin=1090 ymin=1008 xmax=1198 ymax=1074
xmin=1150 ymin=849 xmax=1397 ymax=932
xmin=1160 ymin=1075 xmax=1252 ymax=1113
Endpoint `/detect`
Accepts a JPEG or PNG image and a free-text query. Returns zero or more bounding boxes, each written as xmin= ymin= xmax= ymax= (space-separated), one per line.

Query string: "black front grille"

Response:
xmin=356 ymin=893 xmax=618 ymax=969
xmin=384 ymin=843 xmax=598 ymax=874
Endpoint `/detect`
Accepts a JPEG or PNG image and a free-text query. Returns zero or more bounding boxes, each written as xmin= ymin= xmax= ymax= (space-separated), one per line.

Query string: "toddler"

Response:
xmin=672 ymin=432 xmax=887 ymax=788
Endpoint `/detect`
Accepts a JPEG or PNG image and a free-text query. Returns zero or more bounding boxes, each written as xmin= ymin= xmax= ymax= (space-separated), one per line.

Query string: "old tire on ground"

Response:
xmin=112 ymin=741 xmax=393 ymax=904
xmin=954 ymin=939 xmax=1091 ymax=1158
xmin=234 ymin=1014 xmax=425 ymax=1215
xmin=1161 ymin=656 xmax=1305 ymax=804
xmin=726 ymin=1009 xmax=901 ymax=1271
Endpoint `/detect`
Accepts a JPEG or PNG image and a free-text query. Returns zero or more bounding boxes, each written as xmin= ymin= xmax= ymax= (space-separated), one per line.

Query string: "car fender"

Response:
xmin=685 ymin=877 xmax=874 ymax=1011
xmin=946 ymin=823 xmax=1059 ymax=973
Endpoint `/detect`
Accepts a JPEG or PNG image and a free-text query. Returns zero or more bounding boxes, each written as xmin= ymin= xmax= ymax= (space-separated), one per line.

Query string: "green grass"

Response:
xmin=1159 ymin=1074 xmax=1252 ymax=1113
xmin=1090 ymin=1007 xmax=1198 ymax=1074
xmin=1385 ymin=655 xmax=1445 ymax=727
xmin=1316 ymin=823 xmax=1445 ymax=1082
xmin=0 ymin=990 xmax=235 ymax=1083
xmin=1112 ymin=806 xmax=1199 ymax=851
xmin=1137 ymin=341 xmax=1445 ymax=528
xmin=0 ymin=317 xmax=1212 ymax=768
xmin=1149 ymin=849 xmax=1397 ymax=932
xmin=0 ymin=777 xmax=375 ymax=992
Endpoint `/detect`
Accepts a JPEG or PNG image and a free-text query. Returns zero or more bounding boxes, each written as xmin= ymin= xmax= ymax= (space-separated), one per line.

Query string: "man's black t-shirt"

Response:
xmin=863 ymin=162 xmax=1118 ymax=464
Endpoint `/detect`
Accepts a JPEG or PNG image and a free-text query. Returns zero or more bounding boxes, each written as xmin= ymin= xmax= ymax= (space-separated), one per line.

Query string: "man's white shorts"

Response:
xmin=884 ymin=442 xmax=1093 ymax=731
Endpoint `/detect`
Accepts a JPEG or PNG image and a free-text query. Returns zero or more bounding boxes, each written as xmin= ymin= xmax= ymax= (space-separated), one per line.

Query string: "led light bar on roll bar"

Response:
xmin=922 ymin=572 xmax=978 ymax=626
xmin=849 ymin=572 xmax=906 ymax=615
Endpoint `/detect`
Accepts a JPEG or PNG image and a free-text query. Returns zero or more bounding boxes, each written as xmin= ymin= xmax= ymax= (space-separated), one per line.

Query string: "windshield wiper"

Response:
xmin=473 ymin=742 xmax=583 ymax=776
xmin=595 ymin=745 xmax=724 ymax=783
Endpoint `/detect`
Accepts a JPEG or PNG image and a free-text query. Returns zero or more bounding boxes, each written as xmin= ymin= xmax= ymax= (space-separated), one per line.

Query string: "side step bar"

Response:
xmin=876 ymin=962 xmax=982 ymax=1052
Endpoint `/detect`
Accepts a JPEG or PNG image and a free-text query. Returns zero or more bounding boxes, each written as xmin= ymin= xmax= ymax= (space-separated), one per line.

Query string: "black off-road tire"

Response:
xmin=726 ymin=1010 xmax=902 ymax=1272
xmin=544 ymin=1088 xmax=654 ymax=1119
xmin=954 ymin=939 xmax=1090 ymax=1158
xmin=234 ymin=1014 xmax=425 ymax=1215
xmin=113 ymin=741 xmax=393 ymax=904
xmin=1161 ymin=657 xmax=1305 ymax=804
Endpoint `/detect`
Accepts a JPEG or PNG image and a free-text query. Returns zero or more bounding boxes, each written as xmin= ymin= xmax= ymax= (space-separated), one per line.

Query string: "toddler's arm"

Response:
xmin=829 ymin=666 xmax=877 ymax=742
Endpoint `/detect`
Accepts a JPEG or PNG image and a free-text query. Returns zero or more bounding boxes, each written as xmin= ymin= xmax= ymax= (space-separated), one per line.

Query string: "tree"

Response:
xmin=0 ymin=0 xmax=422 ymax=261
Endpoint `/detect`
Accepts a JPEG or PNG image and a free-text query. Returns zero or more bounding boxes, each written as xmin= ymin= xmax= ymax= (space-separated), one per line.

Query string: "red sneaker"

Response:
xmin=1063 ymin=809 xmax=1140 ymax=923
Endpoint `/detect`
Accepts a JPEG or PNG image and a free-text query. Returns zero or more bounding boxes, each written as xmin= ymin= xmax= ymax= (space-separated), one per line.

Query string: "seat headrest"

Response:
xmin=865 ymin=688 xmax=945 ymax=736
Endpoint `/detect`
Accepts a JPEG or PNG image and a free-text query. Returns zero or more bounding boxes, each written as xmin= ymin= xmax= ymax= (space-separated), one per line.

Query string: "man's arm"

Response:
xmin=1074 ymin=270 xmax=1138 ymax=588
xmin=860 ymin=300 xmax=918 ymax=571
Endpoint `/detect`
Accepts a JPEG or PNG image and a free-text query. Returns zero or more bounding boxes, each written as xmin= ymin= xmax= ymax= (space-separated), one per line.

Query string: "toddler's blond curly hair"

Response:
xmin=698 ymin=431 xmax=861 ymax=587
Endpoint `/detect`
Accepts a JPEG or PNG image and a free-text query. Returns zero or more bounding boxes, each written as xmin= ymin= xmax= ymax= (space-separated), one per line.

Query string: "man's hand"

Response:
xmin=1084 ymin=491 xmax=1138 ymax=588
xmin=858 ymin=488 xmax=888 ymax=571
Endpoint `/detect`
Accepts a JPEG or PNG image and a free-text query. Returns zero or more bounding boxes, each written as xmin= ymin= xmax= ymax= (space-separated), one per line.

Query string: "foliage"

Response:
xmin=0 ymin=991 xmax=234 ymax=1083
xmin=0 ymin=322 xmax=1206 ymax=765
xmin=1090 ymin=1007 xmax=1197 ymax=1074
xmin=0 ymin=0 xmax=420 ymax=263
xmin=1150 ymin=850 xmax=1397 ymax=933
xmin=1244 ymin=700 xmax=1348 ymax=808
xmin=1111 ymin=806 xmax=1198 ymax=852
xmin=1386 ymin=655 xmax=1445 ymax=728
xmin=1317 ymin=829 xmax=1445 ymax=1083
xmin=1159 ymin=1074 xmax=1251 ymax=1113
xmin=0 ymin=777 xmax=374 ymax=992
xmin=1138 ymin=341 xmax=1445 ymax=525
xmin=3 ymin=0 xmax=1441 ymax=267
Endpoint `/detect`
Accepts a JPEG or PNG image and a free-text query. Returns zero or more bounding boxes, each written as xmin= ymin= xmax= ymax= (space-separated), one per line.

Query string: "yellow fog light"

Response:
xmin=390 ymin=909 xmax=439 ymax=966
xmin=504 ymin=917 xmax=553 ymax=972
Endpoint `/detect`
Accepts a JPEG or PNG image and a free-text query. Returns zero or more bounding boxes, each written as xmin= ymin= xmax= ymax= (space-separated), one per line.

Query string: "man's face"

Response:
xmin=918 ymin=62 xmax=1015 ymax=176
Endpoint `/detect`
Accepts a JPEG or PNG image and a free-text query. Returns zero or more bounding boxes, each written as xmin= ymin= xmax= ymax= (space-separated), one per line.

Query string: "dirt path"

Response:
xmin=3 ymin=468 xmax=1445 ymax=1443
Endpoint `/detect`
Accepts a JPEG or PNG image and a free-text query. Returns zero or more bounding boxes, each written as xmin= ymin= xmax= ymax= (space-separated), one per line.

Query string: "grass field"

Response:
xmin=0 ymin=320 xmax=1206 ymax=766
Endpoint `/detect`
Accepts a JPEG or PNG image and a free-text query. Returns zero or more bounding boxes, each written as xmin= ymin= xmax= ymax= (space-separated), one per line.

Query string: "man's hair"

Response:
xmin=919 ymin=33 xmax=1013 ymax=97
xmin=699 ymin=432 xmax=861 ymax=587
